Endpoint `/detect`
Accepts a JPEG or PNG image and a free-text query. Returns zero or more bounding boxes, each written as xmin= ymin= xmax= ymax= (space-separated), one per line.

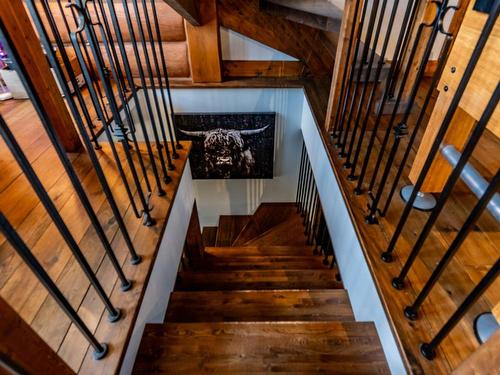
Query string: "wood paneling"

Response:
xmin=223 ymin=60 xmax=306 ymax=78
xmin=0 ymin=297 xmax=74 ymax=375
xmin=1 ymin=0 xmax=82 ymax=152
xmin=185 ymin=0 xmax=222 ymax=82
xmin=218 ymin=0 xmax=335 ymax=76
xmin=409 ymin=1 xmax=499 ymax=191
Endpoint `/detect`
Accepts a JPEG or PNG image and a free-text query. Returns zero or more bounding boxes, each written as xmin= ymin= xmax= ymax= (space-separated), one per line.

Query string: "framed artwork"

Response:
xmin=174 ymin=112 xmax=276 ymax=179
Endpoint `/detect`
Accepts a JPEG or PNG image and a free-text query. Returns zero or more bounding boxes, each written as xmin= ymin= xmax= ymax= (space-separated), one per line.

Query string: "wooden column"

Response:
xmin=185 ymin=201 xmax=204 ymax=259
xmin=185 ymin=0 xmax=222 ymax=82
xmin=0 ymin=297 xmax=74 ymax=374
xmin=0 ymin=0 xmax=83 ymax=152
xmin=408 ymin=1 xmax=499 ymax=192
xmin=324 ymin=0 xmax=363 ymax=131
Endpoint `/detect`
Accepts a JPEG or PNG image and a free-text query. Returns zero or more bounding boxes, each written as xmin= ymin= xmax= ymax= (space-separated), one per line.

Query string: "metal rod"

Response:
xmin=0 ymin=213 xmax=108 ymax=360
xmin=26 ymin=0 xmax=141 ymax=265
xmin=390 ymin=84 xmax=499 ymax=286
xmin=354 ymin=0 xmax=421 ymax=194
xmin=441 ymin=145 xmax=500 ymax=221
xmin=296 ymin=142 xmax=306 ymax=208
xmin=382 ymin=3 xmax=499 ymax=260
xmin=405 ymin=169 xmax=500 ymax=320
xmin=420 ymin=258 xmax=500 ymax=360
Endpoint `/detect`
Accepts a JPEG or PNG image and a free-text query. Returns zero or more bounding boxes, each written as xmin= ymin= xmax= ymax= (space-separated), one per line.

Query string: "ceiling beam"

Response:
xmin=163 ymin=0 xmax=201 ymax=26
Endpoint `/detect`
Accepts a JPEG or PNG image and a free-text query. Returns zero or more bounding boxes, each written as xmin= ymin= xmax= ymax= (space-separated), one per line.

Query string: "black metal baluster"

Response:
xmin=340 ymin=0 xmax=382 ymax=160
xmin=26 ymin=0 xmax=141 ymax=265
xmin=355 ymin=0 xmax=421 ymax=194
xmin=304 ymin=172 xmax=316 ymax=228
xmin=120 ymin=0 xmax=171 ymax=183
xmin=405 ymin=169 xmax=500 ymax=320
xmin=0 ymin=213 xmax=109 ymax=360
xmin=390 ymin=85 xmax=499 ymax=287
xmin=72 ymin=1 xmax=155 ymax=226
xmin=382 ymin=2 xmax=499 ymax=261
xmin=420 ymin=259 xmax=500 ymax=360
xmin=365 ymin=1 xmax=448 ymax=224
xmin=130 ymin=0 xmax=175 ymax=171
xmin=380 ymin=35 xmax=455 ymax=216
xmin=102 ymin=0 xmax=165 ymax=195
xmin=331 ymin=0 xmax=362 ymax=139
xmin=146 ymin=0 xmax=179 ymax=158
xmin=296 ymin=143 xmax=306 ymax=209
xmin=0 ymin=115 xmax=121 ymax=322
xmin=335 ymin=0 xmax=370 ymax=148
xmin=302 ymin=162 xmax=313 ymax=217
xmin=348 ymin=0 xmax=400 ymax=180
xmin=150 ymin=0 xmax=182 ymax=151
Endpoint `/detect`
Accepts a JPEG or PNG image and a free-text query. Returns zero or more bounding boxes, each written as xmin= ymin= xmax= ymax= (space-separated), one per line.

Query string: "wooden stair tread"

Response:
xmin=134 ymin=321 xmax=390 ymax=374
xmin=176 ymin=270 xmax=343 ymax=291
xmin=244 ymin=213 xmax=309 ymax=246
xmin=193 ymin=255 xmax=327 ymax=270
xmin=201 ymin=226 xmax=217 ymax=247
xmin=165 ymin=290 xmax=354 ymax=322
xmin=204 ymin=245 xmax=314 ymax=257
xmin=215 ymin=215 xmax=251 ymax=246
xmin=233 ymin=203 xmax=299 ymax=245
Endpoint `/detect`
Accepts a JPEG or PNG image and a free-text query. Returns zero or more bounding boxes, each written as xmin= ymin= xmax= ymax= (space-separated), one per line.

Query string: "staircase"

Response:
xmin=133 ymin=203 xmax=390 ymax=374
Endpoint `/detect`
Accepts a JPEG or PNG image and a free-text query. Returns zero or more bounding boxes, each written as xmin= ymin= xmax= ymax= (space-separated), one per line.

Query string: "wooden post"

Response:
xmin=324 ymin=0 xmax=363 ymax=131
xmin=408 ymin=1 xmax=499 ymax=192
xmin=185 ymin=201 xmax=204 ymax=259
xmin=185 ymin=0 xmax=222 ymax=82
xmin=0 ymin=297 xmax=74 ymax=374
xmin=0 ymin=0 xmax=83 ymax=152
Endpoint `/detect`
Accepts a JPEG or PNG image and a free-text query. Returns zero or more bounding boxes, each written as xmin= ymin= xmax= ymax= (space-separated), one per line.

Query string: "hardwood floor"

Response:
xmin=0 ymin=97 xmax=191 ymax=374
xmin=304 ymin=78 xmax=500 ymax=373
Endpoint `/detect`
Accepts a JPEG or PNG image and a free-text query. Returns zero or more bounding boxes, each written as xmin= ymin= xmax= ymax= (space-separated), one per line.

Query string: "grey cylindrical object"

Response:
xmin=441 ymin=144 xmax=500 ymax=222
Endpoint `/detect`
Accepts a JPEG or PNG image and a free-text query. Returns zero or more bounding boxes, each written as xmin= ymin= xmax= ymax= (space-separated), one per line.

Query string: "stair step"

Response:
xmin=176 ymin=270 xmax=343 ymax=291
xmin=244 ymin=213 xmax=309 ymax=246
xmin=204 ymin=245 xmax=314 ymax=257
xmin=193 ymin=255 xmax=327 ymax=270
xmin=134 ymin=321 xmax=390 ymax=374
xmin=215 ymin=215 xmax=251 ymax=246
xmin=233 ymin=203 xmax=299 ymax=245
xmin=201 ymin=226 xmax=218 ymax=247
xmin=165 ymin=290 xmax=354 ymax=322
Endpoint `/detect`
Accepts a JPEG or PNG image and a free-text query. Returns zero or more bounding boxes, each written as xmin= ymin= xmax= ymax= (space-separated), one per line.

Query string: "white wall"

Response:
xmin=220 ymin=27 xmax=298 ymax=61
xmin=120 ymin=163 xmax=194 ymax=375
xmin=300 ymin=95 xmax=406 ymax=375
xmin=171 ymin=88 xmax=304 ymax=227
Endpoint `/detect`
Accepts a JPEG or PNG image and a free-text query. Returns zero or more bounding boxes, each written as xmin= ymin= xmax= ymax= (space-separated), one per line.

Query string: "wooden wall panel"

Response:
xmin=36 ymin=0 xmax=186 ymax=43
xmin=218 ymin=0 xmax=334 ymax=76
xmin=223 ymin=60 xmax=305 ymax=78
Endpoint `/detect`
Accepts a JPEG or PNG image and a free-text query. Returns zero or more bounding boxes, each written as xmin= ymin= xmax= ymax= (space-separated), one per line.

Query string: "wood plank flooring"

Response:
xmin=303 ymin=78 xmax=500 ymax=373
xmin=0 ymin=97 xmax=191 ymax=374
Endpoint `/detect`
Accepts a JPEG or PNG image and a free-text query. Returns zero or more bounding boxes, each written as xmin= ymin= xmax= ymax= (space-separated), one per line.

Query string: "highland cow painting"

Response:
xmin=174 ymin=112 xmax=276 ymax=179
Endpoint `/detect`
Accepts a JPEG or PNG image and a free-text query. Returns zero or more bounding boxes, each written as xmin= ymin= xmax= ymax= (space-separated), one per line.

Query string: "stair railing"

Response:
xmin=326 ymin=0 xmax=500 ymax=362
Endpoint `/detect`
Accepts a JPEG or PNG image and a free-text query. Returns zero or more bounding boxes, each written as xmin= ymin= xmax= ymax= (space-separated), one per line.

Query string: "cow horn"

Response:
xmin=178 ymin=128 xmax=208 ymax=138
xmin=239 ymin=125 xmax=270 ymax=136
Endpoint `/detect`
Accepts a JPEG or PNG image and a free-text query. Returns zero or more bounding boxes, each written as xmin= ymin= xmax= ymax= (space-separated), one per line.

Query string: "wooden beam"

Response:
xmin=452 ymin=329 xmax=500 ymax=374
xmin=0 ymin=0 xmax=82 ymax=152
xmin=325 ymin=0 xmax=362 ymax=131
xmin=0 ymin=297 xmax=74 ymax=375
xmin=185 ymin=0 xmax=222 ymax=82
xmin=260 ymin=1 xmax=341 ymax=33
xmin=408 ymin=0 xmax=499 ymax=192
xmin=218 ymin=0 xmax=335 ymax=76
xmin=163 ymin=0 xmax=201 ymax=26
xmin=223 ymin=60 xmax=306 ymax=78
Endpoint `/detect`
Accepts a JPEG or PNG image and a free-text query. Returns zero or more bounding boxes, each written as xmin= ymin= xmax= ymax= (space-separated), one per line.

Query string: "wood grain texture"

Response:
xmin=176 ymin=269 xmax=343 ymax=290
xmin=215 ymin=215 xmax=250 ymax=246
xmin=223 ymin=60 xmax=306 ymax=78
xmin=204 ymin=245 xmax=314 ymax=257
xmin=162 ymin=0 xmax=201 ymax=26
xmin=1 ymin=0 xmax=82 ymax=152
xmin=0 ymin=297 xmax=74 ymax=375
xmin=192 ymin=254 xmax=327 ymax=270
xmin=185 ymin=0 xmax=222 ymax=82
xmin=165 ymin=290 xmax=354 ymax=322
xmin=201 ymin=226 xmax=218 ymax=247
xmin=133 ymin=322 xmax=390 ymax=374
xmin=218 ymin=0 xmax=335 ymax=76
xmin=452 ymin=329 xmax=500 ymax=375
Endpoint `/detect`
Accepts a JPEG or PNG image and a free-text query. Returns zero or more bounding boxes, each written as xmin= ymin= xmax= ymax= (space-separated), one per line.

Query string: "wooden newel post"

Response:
xmin=0 ymin=0 xmax=83 ymax=152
